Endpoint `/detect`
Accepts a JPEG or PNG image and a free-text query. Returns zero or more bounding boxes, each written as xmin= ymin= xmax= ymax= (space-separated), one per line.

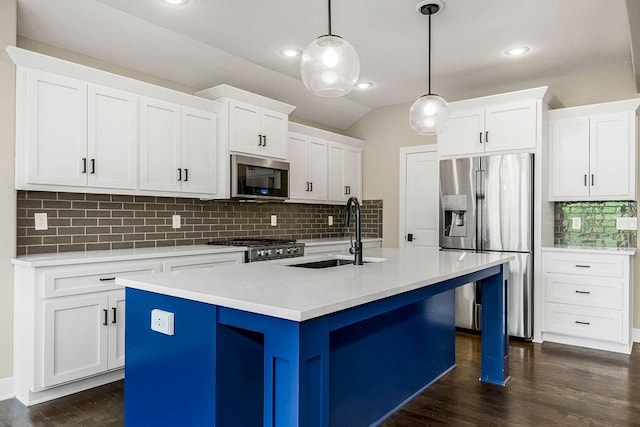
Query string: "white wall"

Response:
xmin=0 ymin=0 xmax=17 ymax=382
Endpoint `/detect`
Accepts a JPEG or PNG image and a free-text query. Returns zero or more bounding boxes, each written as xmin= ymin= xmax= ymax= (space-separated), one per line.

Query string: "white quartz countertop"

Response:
xmin=117 ymin=247 xmax=513 ymax=322
xmin=11 ymin=245 xmax=247 ymax=267
xmin=542 ymin=246 xmax=636 ymax=256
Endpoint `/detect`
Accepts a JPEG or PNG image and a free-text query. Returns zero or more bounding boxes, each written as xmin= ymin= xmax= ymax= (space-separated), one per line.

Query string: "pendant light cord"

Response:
xmin=428 ymin=12 xmax=432 ymax=95
xmin=328 ymin=0 xmax=332 ymax=35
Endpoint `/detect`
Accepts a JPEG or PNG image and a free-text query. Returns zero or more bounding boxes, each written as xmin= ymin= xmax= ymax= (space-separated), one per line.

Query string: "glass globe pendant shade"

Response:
xmin=300 ymin=35 xmax=360 ymax=97
xmin=409 ymin=94 xmax=450 ymax=135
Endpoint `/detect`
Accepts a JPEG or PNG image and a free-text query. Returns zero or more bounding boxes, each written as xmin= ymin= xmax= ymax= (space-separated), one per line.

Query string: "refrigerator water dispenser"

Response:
xmin=443 ymin=195 xmax=467 ymax=237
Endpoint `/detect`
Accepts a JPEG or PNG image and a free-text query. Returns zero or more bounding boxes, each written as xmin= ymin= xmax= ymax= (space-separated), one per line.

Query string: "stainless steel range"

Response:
xmin=207 ymin=238 xmax=304 ymax=263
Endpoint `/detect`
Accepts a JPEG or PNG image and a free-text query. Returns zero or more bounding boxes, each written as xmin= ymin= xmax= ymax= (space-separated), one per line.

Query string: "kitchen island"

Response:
xmin=118 ymin=247 xmax=511 ymax=426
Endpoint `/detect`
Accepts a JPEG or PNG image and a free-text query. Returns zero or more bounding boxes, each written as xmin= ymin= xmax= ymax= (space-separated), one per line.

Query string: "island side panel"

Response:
xmin=480 ymin=264 xmax=510 ymax=386
xmin=328 ymin=289 xmax=455 ymax=426
xmin=124 ymin=288 xmax=218 ymax=427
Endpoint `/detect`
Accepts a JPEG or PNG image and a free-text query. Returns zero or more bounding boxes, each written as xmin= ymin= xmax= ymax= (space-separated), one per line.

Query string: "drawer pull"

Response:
xmin=112 ymin=307 xmax=117 ymax=324
xmin=575 ymin=290 xmax=591 ymax=294
xmin=575 ymin=320 xmax=590 ymax=326
xmin=99 ymin=277 xmax=116 ymax=282
xmin=575 ymin=264 xmax=591 ymax=268
xmin=103 ymin=309 xmax=108 ymax=326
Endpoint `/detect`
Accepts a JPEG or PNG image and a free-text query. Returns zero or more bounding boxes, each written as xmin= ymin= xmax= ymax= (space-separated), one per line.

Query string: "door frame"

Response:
xmin=398 ymin=144 xmax=438 ymax=249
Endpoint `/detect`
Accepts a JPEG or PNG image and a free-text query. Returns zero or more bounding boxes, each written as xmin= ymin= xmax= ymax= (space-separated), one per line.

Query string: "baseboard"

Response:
xmin=0 ymin=376 xmax=14 ymax=401
xmin=633 ymin=328 xmax=640 ymax=343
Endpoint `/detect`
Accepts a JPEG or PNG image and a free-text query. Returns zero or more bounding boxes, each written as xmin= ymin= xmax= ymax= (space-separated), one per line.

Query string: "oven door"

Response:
xmin=231 ymin=155 xmax=289 ymax=200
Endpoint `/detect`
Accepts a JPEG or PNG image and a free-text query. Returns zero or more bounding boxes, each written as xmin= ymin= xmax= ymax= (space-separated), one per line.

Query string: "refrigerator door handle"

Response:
xmin=475 ymin=168 xmax=484 ymax=251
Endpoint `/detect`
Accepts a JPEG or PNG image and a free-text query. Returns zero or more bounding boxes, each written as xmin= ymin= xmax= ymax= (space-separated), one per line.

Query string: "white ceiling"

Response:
xmin=16 ymin=0 xmax=637 ymax=130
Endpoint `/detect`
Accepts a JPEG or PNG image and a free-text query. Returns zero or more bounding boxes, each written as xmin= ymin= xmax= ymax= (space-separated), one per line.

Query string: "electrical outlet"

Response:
xmin=617 ymin=217 xmax=637 ymax=230
xmin=172 ymin=215 xmax=181 ymax=229
xmin=571 ymin=217 xmax=581 ymax=230
xmin=151 ymin=309 xmax=174 ymax=336
xmin=34 ymin=213 xmax=48 ymax=231
xmin=328 ymin=215 xmax=334 ymax=226
xmin=271 ymin=215 xmax=277 ymax=226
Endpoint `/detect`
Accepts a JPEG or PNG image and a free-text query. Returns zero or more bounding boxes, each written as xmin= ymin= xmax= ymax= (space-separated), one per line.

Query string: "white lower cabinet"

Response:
xmin=42 ymin=290 xmax=124 ymax=388
xmin=13 ymin=249 xmax=245 ymax=405
xmin=541 ymin=249 xmax=633 ymax=354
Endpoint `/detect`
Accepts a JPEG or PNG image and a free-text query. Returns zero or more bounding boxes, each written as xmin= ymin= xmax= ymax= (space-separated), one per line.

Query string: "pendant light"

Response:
xmin=300 ymin=0 xmax=360 ymax=97
xmin=409 ymin=1 xmax=450 ymax=135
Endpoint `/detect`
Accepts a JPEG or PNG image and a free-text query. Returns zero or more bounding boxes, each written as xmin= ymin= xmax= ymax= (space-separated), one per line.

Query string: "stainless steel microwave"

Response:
xmin=231 ymin=155 xmax=290 ymax=200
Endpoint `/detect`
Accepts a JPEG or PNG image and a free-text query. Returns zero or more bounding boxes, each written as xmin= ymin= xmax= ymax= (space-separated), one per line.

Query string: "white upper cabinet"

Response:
xmin=25 ymin=69 xmax=88 ymax=187
xmin=196 ymin=85 xmax=295 ymax=161
xmin=438 ymin=100 xmax=537 ymax=157
xmin=140 ymin=99 xmax=217 ymax=195
xmin=10 ymin=47 xmax=223 ymax=199
xmin=437 ymin=87 xmax=550 ymax=158
xmin=549 ymin=100 xmax=640 ymax=201
xmin=288 ymin=133 xmax=327 ymax=201
xmin=328 ymin=141 xmax=362 ymax=203
xmin=288 ymin=122 xmax=364 ymax=205
xmin=88 ymin=84 xmax=138 ymax=190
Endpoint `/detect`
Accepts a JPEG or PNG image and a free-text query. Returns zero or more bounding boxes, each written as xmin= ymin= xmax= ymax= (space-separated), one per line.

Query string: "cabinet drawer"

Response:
xmin=544 ymin=253 xmax=623 ymax=277
xmin=545 ymin=303 xmax=623 ymax=343
xmin=43 ymin=262 xmax=162 ymax=298
xmin=545 ymin=273 xmax=623 ymax=310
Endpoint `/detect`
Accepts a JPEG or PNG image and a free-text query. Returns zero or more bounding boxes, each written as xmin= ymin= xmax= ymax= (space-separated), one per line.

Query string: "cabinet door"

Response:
xmin=87 ymin=85 xmax=138 ymax=190
xmin=484 ymin=101 xmax=537 ymax=153
xmin=589 ymin=112 xmax=634 ymax=199
xmin=288 ymin=133 xmax=310 ymax=200
xmin=549 ymin=118 xmax=591 ymax=200
xmin=345 ymin=146 xmax=362 ymax=201
xmin=327 ymin=142 xmax=346 ymax=203
xmin=42 ymin=294 xmax=108 ymax=387
xmin=229 ymin=100 xmax=261 ymax=156
xmin=139 ymin=98 xmax=182 ymax=192
xmin=181 ymin=107 xmax=217 ymax=195
xmin=26 ymin=69 xmax=88 ymax=186
xmin=260 ymin=109 xmax=288 ymax=159
xmin=306 ymin=138 xmax=328 ymax=200
xmin=107 ymin=290 xmax=125 ymax=370
xmin=437 ymin=109 xmax=484 ymax=157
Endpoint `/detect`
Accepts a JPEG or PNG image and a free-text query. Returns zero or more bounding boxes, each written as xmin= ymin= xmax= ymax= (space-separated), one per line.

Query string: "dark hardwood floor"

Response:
xmin=1 ymin=332 xmax=639 ymax=426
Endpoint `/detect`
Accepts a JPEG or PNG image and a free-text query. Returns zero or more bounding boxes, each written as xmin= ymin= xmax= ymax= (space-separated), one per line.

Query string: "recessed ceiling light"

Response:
xmin=280 ymin=48 xmax=302 ymax=58
xmin=162 ymin=0 xmax=188 ymax=5
xmin=356 ymin=82 xmax=373 ymax=89
xmin=505 ymin=46 xmax=530 ymax=56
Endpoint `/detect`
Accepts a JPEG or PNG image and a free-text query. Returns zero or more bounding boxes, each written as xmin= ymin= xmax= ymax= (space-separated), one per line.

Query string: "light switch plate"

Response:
xmin=328 ymin=215 xmax=334 ymax=226
xmin=271 ymin=215 xmax=277 ymax=226
xmin=617 ymin=217 xmax=637 ymax=230
xmin=629 ymin=217 xmax=638 ymax=230
xmin=151 ymin=309 xmax=174 ymax=336
xmin=172 ymin=215 xmax=181 ymax=229
xmin=571 ymin=217 xmax=581 ymax=230
xmin=34 ymin=213 xmax=48 ymax=231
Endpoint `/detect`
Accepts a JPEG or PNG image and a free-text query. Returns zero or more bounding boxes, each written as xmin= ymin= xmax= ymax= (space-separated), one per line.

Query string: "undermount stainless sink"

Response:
xmin=289 ymin=258 xmax=362 ymax=269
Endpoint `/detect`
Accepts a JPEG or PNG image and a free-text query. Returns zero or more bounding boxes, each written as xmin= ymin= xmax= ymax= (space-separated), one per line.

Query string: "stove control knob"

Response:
xmin=258 ymin=250 xmax=265 ymax=257
xmin=276 ymin=248 xmax=283 ymax=255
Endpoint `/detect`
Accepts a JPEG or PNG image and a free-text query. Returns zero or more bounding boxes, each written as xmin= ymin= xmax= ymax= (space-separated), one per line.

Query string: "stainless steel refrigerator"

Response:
xmin=439 ymin=153 xmax=533 ymax=340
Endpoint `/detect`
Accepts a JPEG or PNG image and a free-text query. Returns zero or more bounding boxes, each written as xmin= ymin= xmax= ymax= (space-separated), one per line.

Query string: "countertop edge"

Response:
xmin=542 ymin=246 xmax=637 ymax=255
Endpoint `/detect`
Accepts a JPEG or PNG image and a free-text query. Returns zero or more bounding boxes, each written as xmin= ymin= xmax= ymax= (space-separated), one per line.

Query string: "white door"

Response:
xmin=26 ymin=69 xmax=88 ymax=187
xmin=87 ymin=84 xmax=138 ymax=190
xmin=399 ymin=146 xmax=439 ymax=248
xmin=42 ymin=294 xmax=108 ymax=387
xmin=229 ymin=100 xmax=261 ymax=156
xmin=181 ymin=107 xmax=217 ymax=195
xmin=306 ymin=138 xmax=328 ymax=201
xmin=261 ymin=109 xmax=288 ymax=159
xmin=288 ymin=133 xmax=309 ymax=200
xmin=549 ymin=117 xmax=590 ymax=199
xmin=590 ymin=112 xmax=633 ymax=199
xmin=437 ymin=109 xmax=484 ymax=157
xmin=484 ymin=100 xmax=537 ymax=152
xmin=327 ymin=142 xmax=346 ymax=203
xmin=107 ymin=290 xmax=125 ymax=370
xmin=139 ymin=98 xmax=182 ymax=192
